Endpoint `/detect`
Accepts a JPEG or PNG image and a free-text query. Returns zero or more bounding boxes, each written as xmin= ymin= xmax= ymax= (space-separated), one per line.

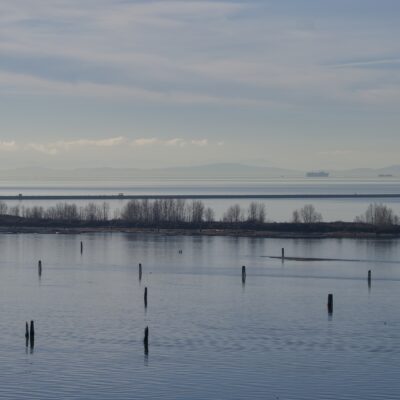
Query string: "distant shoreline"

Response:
xmin=0 ymin=223 xmax=399 ymax=239
xmin=1 ymin=193 xmax=400 ymax=201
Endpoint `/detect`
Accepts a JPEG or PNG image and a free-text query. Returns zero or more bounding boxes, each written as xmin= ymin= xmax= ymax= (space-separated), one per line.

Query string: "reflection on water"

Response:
xmin=0 ymin=233 xmax=399 ymax=399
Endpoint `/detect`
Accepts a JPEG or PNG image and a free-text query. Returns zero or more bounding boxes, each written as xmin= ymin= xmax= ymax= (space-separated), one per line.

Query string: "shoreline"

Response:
xmin=1 ymin=193 xmax=400 ymax=200
xmin=0 ymin=225 xmax=399 ymax=239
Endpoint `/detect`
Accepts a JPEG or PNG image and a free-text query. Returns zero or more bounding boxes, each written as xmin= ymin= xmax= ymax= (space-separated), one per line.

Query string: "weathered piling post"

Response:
xmin=368 ymin=270 xmax=372 ymax=286
xmin=139 ymin=263 xmax=142 ymax=281
xmin=30 ymin=320 xmax=35 ymax=338
xmin=144 ymin=287 xmax=148 ymax=308
xmin=38 ymin=260 xmax=42 ymax=277
xmin=327 ymin=294 xmax=333 ymax=314
xmin=281 ymin=248 xmax=285 ymax=261
xmin=242 ymin=265 xmax=246 ymax=283
xmin=144 ymin=326 xmax=149 ymax=354
xmin=30 ymin=320 xmax=35 ymax=348
xmin=80 ymin=241 xmax=83 ymax=254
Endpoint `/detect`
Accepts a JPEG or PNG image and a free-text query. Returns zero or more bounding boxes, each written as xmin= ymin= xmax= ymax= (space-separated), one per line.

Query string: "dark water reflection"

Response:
xmin=0 ymin=233 xmax=400 ymax=399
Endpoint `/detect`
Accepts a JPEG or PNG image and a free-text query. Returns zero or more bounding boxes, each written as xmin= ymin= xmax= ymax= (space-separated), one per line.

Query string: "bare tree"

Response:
xmin=9 ymin=205 xmax=20 ymax=217
xmin=121 ymin=199 xmax=190 ymax=224
xmin=292 ymin=209 xmax=301 ymax=223
xmin=81 ymin=203 xmax=102 ymax=222
xmin=355 ymin=203 xmax=399 ymax=226
xmin=23 ymin=206 xmax=44 ymax=219
xmin=45 ymin=203 xmax=79 ymax=221
xmin=293 ymin=204 xmax=323 ymax=223
xmin=204 ymin=207 xmax=215 ymax=223
xmin=121 ymin=200 xmax=140 ymax=221
xmin=0 ymin=201 xmax=8 ymax=215
xmin=101 ymin=202 xmax=110 ymax=221
xmin=247 ymin=202 xmax=266 ymax=223
xmin=223 ymin=204 xmax=244 ymax=223
xmin=187 ymin=200 xmax=205 ymax=223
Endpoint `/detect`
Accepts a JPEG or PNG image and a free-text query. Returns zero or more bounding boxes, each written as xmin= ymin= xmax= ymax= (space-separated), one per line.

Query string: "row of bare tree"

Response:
xmin=120 ymin=199 xmax=215 ymax=224
xmin=0 ymin=202 xmax=110 ymax=222
xmin=0 ymin=200 xmax=398 ymax=226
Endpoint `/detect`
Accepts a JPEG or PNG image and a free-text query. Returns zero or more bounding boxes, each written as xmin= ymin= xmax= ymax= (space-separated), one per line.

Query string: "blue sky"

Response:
xmin=0 ymin=0 xmax=399 ymax=169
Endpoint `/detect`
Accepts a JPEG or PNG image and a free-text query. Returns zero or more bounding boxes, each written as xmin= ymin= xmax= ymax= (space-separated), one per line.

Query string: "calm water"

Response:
xmin=1 ymin=233 xmax=400 ymax=399
xmin=1 ymin=177 xmax=400 ymax=221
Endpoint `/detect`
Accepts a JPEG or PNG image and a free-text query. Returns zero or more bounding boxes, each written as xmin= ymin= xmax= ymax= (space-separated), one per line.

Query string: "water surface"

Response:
xmin=0 ymin=233 xmax=399 ymax=399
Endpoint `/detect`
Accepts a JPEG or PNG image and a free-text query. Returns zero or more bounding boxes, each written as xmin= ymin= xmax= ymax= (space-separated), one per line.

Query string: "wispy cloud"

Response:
xmin=132 ymin=137 xmax=210 ymax=148
xmin=28 ymin=143 xmax=59 ymax=156
xmin=28 ymin=136 xmax=126 ymax=155
xmin=0 ymin=140 xmax=18 ymax=151
xmin=19 ymin=136 xmax=215 ymax=155
xmin=132 ymin=138 xmax=160 ymax=147
xmin=2 ymin=0 xmax=399 ymax=109
xmin=165 ymin=138 xmax=186 ymax=147
xmin=191 ymin=139 xmax=208 ymax=147
xmin=332 ymin=58 xmax=400 ymax=69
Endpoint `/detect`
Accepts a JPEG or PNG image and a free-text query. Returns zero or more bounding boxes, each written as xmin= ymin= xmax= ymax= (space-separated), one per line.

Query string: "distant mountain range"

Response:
xmin=0 ymin=164 xmax=299 ymax=179
xmin=0 ymin=163 xmax=398 ymax=180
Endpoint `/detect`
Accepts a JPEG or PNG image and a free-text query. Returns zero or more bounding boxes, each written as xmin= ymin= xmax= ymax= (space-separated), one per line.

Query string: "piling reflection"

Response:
xmin=327 ymin=294 xmax=333 ymax=315
xmin=30 ymin=337 xmax=35 ymax=353
xmin=25 ymin=321 xmax=35 ymax=353
xmin=30 ymin=321 xmax=35 ymax=352
xmin=368 ymin=270 xmax=372 ymax=291
xmin=143 ymin=327 xmax=149 ymax=357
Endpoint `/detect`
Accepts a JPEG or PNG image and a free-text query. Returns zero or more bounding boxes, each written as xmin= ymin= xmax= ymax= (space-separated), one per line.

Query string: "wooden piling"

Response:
xmin=144 ymin=287 xmax=148 ymax=307
xmin=144 ymin=326 xmax=149 ymax=354
xmin=30 ymin=320 xmax=35 ymax=338
xmin=327 ymin=294 xmax=333 ymax=314
xmin=25 ymin=322 xmax=29 ymax=339
xmin=281 ymin=248 xmax=285 ymax=260
xmin=242 ymin=265 xmax=246 ymax=283
xmin=368 ymin=270 xmax=372 ymax=283
xmin=80 ymin=241 xmax=83 ymax=253
xmin=139 ymin=263 xmax=142 ymax=280
xmin=38 ymin=260 xmax=42 ymax=276
xmin=29 ymin=320 xmax=35 ymax=348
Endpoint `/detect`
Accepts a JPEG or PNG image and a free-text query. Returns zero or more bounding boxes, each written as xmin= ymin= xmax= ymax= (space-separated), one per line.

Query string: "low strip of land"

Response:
xmin=1 ymin=193 xmax=400 ymax=200
xmin=0 ymin=217 xmax=399 ymax=238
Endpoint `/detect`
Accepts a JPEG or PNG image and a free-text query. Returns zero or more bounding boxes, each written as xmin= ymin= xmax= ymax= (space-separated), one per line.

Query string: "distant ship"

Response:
xmin=306 ymin=171 xmax=329 ymax=178
xmin=378 ymin=174 xmax=393 ymax=178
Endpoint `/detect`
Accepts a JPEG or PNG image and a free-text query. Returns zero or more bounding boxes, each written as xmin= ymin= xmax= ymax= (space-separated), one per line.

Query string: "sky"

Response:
xmin=0 ymin=0 xmax=399 ymax=170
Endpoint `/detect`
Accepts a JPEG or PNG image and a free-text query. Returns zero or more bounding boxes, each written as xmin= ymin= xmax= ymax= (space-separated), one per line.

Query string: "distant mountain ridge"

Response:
xmin=0 ymin=164 xmax=300 ymax=179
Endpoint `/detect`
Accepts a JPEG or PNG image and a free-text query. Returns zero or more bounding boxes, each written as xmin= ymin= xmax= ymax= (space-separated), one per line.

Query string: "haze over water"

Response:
xmin=1 ymin=177 xmax=399 ymax=222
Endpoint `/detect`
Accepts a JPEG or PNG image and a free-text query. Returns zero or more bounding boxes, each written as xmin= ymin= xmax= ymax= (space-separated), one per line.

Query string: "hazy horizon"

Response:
xmin=0 ymin=161 xmax=399 ymax=177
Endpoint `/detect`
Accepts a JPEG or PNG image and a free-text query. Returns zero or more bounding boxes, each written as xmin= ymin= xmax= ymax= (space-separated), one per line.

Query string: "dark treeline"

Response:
xmin=3 ymin=202 xmax=110 ymax=222
xmin=0 ymin=200 xmax=398 ymax=230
